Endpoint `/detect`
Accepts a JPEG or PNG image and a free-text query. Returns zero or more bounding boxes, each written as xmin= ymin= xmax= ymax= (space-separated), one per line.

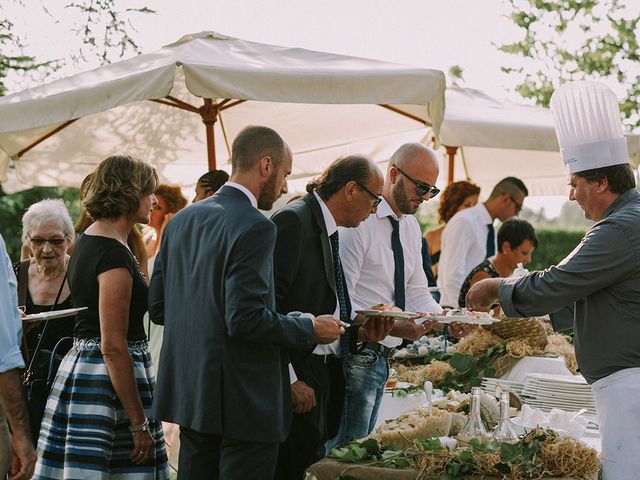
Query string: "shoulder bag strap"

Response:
xmin=24 ymin=272 xmax=68 ymax=381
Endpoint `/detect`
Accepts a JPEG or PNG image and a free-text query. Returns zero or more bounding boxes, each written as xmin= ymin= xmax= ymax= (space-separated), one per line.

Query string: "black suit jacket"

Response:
xmin=149 ymin=185 xmax=316 ymax=443
xmin=271 ymin=193 xmax=338 ymax=324
xmin=271 ymin=193 xmax=354 ymax=365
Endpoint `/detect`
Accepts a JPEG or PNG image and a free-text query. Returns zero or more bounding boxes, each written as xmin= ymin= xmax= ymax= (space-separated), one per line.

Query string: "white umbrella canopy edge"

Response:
xmin=437 ymin=85 xmax=640 ymax=188
xmin=0 ymin=96 xmax=432 ymax=193
xmin=0 ymin=31 xmax=446 ymax=183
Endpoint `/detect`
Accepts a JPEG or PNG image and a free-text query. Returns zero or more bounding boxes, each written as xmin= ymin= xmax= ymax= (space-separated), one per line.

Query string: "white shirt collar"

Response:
xmin=375 ymin=196 xmax=400 ymax=221
xmin=313 ymin=191 xmax=338 ymax=236
xmin=477 ymin=202 xmax=493 ymax=224
xmin=225 ymin=181 xmax=258 ymax=208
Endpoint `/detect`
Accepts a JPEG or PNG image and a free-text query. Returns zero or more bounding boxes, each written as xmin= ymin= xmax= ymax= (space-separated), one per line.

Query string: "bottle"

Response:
xmin=457 ymin=387 xmax=488 ymax=444
xmin=490 ymin=392 xmax=519 ymax=444
xmin=511 ymin=262 xmax=529 ymax=278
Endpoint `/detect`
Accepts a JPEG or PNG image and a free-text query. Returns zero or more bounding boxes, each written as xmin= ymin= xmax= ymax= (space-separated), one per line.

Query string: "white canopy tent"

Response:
xmin=0 ymin=31 xmax=445 ymax=193
xmin=439 ymin=85 xmax=640 ymax=196
xmin=1 ymin=32 xmax=637 ymax=198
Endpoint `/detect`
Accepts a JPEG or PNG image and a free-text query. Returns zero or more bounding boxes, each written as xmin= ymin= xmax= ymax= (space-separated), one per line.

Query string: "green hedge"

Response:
xmin=529 ymin=228 xmax=586 ymax=271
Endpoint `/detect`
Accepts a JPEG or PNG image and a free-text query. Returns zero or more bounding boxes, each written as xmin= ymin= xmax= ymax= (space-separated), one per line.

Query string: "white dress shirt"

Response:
xmin=339 ymin=198 xmax=442 ymax=349
xmin=224 ymin=181 xmax=258 ymax=208
xmin=437 ymin=202 xmax=495 ymax=307
xmin=311 ymin=191 xmax=342 ymax=356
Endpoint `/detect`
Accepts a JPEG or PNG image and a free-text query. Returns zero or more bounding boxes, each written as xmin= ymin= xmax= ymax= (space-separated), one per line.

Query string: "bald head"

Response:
xmin=386 ymin=143 xmax=440 ymax=216
xmin=387 ymin=142 xmax=438 ymax=173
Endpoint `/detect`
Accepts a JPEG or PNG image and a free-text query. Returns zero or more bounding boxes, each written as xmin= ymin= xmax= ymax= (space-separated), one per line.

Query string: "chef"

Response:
xmin=466 ymin=81 xmax=640 ymax=479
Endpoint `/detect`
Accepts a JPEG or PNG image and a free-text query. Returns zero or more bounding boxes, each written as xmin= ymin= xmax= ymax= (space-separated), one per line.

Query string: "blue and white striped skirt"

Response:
xmin=34 ymin=338 xmax=170 ymax=480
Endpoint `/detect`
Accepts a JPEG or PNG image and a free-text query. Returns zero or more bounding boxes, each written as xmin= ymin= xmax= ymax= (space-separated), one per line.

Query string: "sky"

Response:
xmin=6 ymin=0 xmax=572 ymax=214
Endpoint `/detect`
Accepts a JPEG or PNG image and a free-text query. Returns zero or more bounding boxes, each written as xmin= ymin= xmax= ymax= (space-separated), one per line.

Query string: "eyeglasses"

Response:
xmin=355 ymin=181 xmax=382 ymax=207
xmin=393 ymin=165 xmax=440 ymax=199
xmin=508 ymin=195 xmax=523 ymax=214
xmin=29 ymin=236 xmax=67 ymax=247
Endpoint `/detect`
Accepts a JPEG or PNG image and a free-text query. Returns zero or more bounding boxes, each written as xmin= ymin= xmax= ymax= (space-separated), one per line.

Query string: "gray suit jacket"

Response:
xmin=149 ymin=185 xmax=316 ymax=443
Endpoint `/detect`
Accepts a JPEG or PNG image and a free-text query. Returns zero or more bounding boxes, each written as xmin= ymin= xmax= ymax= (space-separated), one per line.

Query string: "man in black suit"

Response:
xmin=272 ymin=155 xmax=395 ymax=479
xmin=149 ymin=126 xmax=343 ymax=480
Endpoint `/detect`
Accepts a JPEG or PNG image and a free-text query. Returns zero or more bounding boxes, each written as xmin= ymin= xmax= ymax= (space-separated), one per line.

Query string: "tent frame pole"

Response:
xmin=444 ymin=145 xmax=458 ymax=185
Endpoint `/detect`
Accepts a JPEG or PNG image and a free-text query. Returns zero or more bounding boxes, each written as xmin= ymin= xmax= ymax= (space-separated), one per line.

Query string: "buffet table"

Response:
xmin=305 ymin=459 xmax=594 ymax=480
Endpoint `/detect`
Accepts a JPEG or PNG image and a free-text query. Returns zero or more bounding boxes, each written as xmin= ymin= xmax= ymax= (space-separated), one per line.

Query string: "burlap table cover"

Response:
xmin=305 ymin=458 xmax=590 ymax=480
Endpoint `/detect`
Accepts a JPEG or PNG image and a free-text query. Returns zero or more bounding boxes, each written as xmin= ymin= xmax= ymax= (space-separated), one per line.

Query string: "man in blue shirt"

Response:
xmin=0 ymin=234 xmax=36 ymax=480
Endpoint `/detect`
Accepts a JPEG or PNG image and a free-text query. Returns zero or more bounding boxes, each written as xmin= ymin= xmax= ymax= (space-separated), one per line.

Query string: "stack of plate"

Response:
xmin=520 ymin=373 xmax=596 ymax=415
xmin=481 ymin=377 xmax=525 ymax=397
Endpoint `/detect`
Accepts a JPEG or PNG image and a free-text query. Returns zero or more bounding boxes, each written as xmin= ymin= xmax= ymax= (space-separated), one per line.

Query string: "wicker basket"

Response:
xmin=484 ymin=317 xmax=548 ymax=350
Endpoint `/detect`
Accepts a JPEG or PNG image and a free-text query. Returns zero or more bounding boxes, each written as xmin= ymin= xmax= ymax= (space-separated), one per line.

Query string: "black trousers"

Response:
xmin=178 ymin=426 xmax=279 ymax=480
xmin=274 ymin=354 xmax=344 ymax=480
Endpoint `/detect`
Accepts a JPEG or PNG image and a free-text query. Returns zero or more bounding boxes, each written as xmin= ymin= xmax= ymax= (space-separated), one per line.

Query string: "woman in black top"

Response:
xmin=34 ymin=155 xmax=169 ymax=480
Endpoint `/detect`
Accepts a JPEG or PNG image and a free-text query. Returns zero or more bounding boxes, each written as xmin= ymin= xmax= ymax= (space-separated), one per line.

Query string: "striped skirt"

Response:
xmin=34 ymin=338 xmax=170 ymax=480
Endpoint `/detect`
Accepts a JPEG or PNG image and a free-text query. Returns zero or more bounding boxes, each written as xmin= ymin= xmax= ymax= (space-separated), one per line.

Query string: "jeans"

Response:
xmin=325 ymin=346 xmax=389 ymax=451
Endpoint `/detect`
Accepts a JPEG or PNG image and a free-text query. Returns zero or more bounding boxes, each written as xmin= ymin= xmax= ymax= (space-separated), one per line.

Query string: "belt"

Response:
xmin=361 ymin=342 xmax=395 ymax=359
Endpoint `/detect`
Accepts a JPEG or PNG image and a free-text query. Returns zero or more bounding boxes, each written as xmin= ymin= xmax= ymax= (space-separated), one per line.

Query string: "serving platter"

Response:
xmin=23 ymin=307 xmax=87 ymax=323
xmin=356 ymin=309 xmax=419 ymax=320
xmin=418 ymin=314 xmax=499 ymax=325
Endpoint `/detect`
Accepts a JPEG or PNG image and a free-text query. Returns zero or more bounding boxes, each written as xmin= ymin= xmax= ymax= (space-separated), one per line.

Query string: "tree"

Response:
xmin=1 ymin=0 xmax=154 ymax=95
xmin=500 ymin=0 xmax=640 ymax=131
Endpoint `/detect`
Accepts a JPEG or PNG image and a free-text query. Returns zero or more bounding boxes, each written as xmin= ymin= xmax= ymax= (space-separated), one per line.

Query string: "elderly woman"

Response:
xmin=458 ymin=218 xmax=538 ymax=309
xmin=14 ymin=199 xmax=75 ymax=353
xmin=33 ymin=156 xmax=169 ymax=480
xmin=425 ymin=181 xmax=481 ymax=278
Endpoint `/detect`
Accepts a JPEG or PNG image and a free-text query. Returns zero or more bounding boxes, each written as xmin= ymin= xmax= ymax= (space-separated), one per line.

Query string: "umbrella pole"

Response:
xmin=206 ymin=122 xmax=216 ymax=171
xmin=444 ymin=145 xmax=458 ymax=185
xmin=200 ymin=98 xmax=218 ymax=171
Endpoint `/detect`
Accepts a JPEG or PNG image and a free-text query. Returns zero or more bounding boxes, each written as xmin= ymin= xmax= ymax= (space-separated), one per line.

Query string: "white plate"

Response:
xmin=356 ymin=309 xmax=418 ymax=320
xmin=420 ymin=314 xmax=498 ymax=325
xmin=525 ymin=373 xmax=589 ymax=384
xmin=23 ymin=307 xmax=87 ymax=323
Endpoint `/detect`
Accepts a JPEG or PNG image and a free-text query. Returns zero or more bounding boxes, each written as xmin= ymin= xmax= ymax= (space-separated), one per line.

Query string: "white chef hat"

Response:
xmin=550 ymin=81 xmax=629 ymax=173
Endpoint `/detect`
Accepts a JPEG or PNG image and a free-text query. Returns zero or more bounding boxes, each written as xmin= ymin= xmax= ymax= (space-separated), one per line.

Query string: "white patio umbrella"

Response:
xmin=0 ymin=31 xmax=445 ymax=192
xmin=438 ymin=85 xmax=640 ymax=196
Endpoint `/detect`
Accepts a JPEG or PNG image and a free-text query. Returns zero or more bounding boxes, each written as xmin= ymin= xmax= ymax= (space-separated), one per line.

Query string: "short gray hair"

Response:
xmin=22 ymin=199 xmax=75 ymax=244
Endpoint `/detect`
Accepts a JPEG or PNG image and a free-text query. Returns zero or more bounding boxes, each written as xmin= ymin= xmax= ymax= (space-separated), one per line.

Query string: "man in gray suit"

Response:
xmin=149 ymin=126 xmax=343 ymax=480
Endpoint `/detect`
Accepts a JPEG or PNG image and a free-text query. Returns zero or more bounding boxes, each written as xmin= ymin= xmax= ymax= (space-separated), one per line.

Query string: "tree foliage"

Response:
xmin=500 ymin=0 xmax=640 ymax=131
xmin=0 ymin=17 xmax=53 ymax=96
xmin=0 ymin=0 xmax=154 ymax=95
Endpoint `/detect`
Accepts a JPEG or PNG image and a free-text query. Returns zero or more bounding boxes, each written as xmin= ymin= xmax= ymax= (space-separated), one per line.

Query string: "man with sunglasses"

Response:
xmin=438 ymin=177 xmax=528 ymax=307
xmin=327 ymin=143 xmax=444 ymax=450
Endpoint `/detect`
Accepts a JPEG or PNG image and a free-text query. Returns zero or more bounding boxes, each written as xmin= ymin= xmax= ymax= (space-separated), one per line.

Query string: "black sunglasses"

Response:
xmin=355 ymin=181 xmax=382 ymax=207
xmin=393 ymin=165 xmax=440 ymax=199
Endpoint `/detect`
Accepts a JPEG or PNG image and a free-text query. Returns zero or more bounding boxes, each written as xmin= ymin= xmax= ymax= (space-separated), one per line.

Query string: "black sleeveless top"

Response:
xmin=68 ymin=235 xmax=148 ymax=340
xmin=458 ymin=259 xmax=499 ymax=308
